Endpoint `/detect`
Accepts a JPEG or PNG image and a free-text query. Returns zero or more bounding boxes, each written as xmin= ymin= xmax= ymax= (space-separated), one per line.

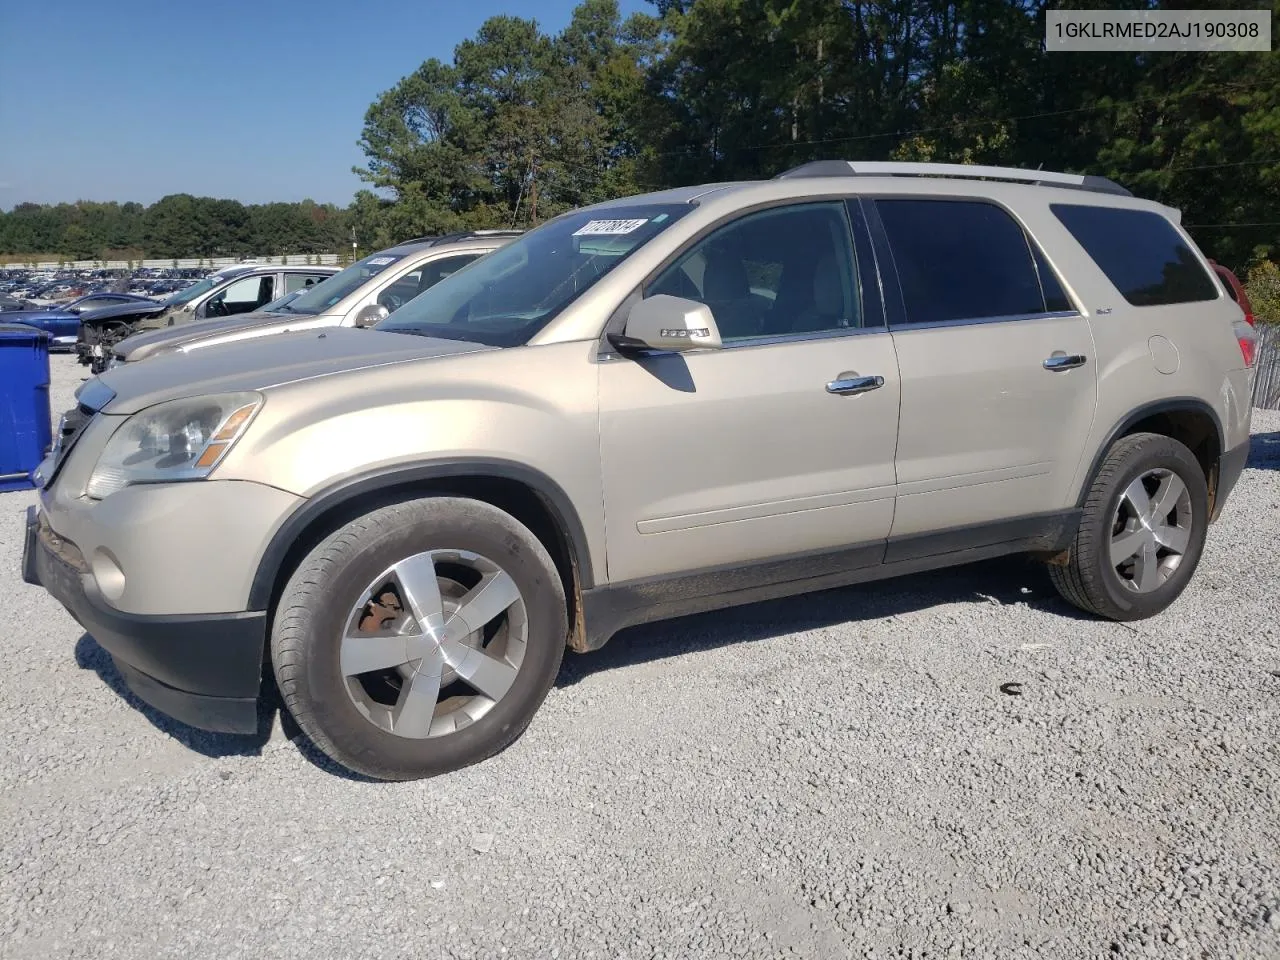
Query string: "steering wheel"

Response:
xmin=206 ymin=296 xmax=229 ymax=318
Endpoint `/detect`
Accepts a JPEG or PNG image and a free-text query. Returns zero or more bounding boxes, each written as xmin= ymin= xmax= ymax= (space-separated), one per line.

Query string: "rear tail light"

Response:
xmin=1235 ymin=319 xmax=1257 ymax=368
xmin=1243 ymin=311 xmax=1256 ymax=327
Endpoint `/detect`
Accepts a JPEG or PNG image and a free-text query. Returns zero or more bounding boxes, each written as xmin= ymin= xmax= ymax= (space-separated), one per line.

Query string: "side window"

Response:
xmin=1032 ymin=246 xmax=1073 ymax=312
xmin=1050 ymin=204 xmax=1219 ymax=306
xmin=210 ymin=275 xmax=272 ymax=314
xmin=377 ymin=268 xmax=425 ymax=311
xmin=417 ymin=254 xmax=480 ymax=293
xmin=647 ymin=202 xmax=861 ymax=341
xmin=284 ymin=273 xmax=332 ymax=294
xmin=74 ymin=297 xmax=114 ymax=311
xmin=876 ymin=199 xmax=1049 ymax=324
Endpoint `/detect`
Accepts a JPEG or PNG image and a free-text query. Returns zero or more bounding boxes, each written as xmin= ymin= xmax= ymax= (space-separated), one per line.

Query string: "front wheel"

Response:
xmin=271 ymin=497 xmax=567 ymax=781
xmin=1049 ymin=432 xmax=1209 ymax=621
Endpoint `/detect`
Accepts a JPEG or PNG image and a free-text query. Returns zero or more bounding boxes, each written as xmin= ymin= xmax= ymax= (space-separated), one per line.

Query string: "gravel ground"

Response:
xmin=2 ymin=355 xmax=1279 ymax=960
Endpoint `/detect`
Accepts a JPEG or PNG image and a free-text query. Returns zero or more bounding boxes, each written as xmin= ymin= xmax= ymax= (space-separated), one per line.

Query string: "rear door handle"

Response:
xmin=826 ymin=375 xmax=885 ymax=396
xmin=1042 ymin=354 xmax=1088 ymax=371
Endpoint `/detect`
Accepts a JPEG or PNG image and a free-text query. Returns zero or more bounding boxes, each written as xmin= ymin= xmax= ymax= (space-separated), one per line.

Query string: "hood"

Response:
xmin=80 ymin=300 xmax=166 ymax=324
xmin=115 ymin=309 xmax=299 ymax=361
xmin=0 ymin=307 xmax=77 ymax=322
xmin=96 ymin=326 xmax=495 ymax=414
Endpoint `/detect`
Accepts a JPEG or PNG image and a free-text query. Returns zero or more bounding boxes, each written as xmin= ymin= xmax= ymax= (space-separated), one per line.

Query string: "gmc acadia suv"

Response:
xmin=23 ymin=161 xmax=1258 ymax=781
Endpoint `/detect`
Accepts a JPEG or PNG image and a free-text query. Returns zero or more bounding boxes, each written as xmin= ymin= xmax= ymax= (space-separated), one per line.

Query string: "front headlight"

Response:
xmin=86 ymin=392 xmax=263 ymax=499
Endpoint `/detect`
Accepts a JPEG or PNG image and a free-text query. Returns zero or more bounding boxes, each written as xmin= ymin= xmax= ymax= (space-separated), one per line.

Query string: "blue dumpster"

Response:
xmin=0 ymin=323 xmax=53 ymax=492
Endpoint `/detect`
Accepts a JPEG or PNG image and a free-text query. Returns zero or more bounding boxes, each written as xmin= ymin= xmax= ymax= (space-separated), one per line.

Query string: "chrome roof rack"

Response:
xmin=774 ymin=160 xmax=1132 ymax=197
xmin=397 ymin=229 xmax=526 ymax=247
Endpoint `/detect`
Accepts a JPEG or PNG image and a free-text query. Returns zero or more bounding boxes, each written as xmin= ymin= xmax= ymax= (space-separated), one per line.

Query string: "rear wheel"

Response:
xmin=271 ymin=497 xmax=567 ymax=781
xmin=1049 ymin=432 xmax=1209 ymax=621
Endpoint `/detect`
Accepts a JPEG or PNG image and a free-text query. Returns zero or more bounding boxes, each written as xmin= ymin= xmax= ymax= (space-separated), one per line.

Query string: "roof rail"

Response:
xmin=398 ymin=229 xmax=526 ymax=247
xmin=774 ymin=160 xmax=1132 ymax=197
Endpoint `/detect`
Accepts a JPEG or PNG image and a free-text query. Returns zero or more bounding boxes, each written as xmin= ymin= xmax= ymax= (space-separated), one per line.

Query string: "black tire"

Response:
xmin=271 ymin=497 xmax=567 ymax=781
xmin=1049 ymin=432 xmax=1209 ymax=621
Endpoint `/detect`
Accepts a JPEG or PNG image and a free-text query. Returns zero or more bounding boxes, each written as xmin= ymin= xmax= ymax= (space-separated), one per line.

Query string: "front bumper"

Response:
xmin=22 ymin=506 xmax=266 ymax=733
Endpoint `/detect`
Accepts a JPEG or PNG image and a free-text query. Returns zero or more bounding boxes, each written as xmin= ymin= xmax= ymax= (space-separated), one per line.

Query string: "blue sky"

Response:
xmin=0 ymin=0 xmax=651 ymax=210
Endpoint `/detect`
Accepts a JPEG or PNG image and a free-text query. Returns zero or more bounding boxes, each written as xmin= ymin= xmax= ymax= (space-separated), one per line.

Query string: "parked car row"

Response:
xmin=74 ymin=263 xmax=340 ymax=372
xmin=106 ymin=230 xmax=523 ymax=367
xmin=21 ymin=162 xmax=1259 ymax=784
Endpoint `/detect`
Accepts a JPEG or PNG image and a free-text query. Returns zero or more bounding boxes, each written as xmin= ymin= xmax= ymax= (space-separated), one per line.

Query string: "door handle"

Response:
xmin=1042 ymin=354 xmax=1088 ymax=371
xmin=826 ymin=375 xmax=885 ymax=396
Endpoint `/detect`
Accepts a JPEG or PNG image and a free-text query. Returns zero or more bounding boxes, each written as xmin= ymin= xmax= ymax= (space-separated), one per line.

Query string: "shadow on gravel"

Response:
xmin=74 ymin=634 xmax=383 ymax=781
xmin=557 ymin=555 xmax=1072 ymax=686
xmin=1249 ymin=431 xmax=1280 ymax=470
xmin=74 ymin=633 xmax=274 ymax=758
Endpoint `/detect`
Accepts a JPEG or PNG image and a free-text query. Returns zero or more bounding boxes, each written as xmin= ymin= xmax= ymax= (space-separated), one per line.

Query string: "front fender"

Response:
xmin=219 ymin=340 xmax=607 ymax=589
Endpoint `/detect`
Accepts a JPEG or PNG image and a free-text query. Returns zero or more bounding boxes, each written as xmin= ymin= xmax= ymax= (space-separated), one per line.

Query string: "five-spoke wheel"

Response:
xmin=1049 ymin=432 xmax=1209 ymax=621
xmin=271 ymin=497 xmax=567 ymax=781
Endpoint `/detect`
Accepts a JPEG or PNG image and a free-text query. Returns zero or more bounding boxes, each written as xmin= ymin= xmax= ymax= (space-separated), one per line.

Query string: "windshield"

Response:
xmin=376 ymin=205 xmax=692 ymax=346
xmin=285 ymin=251 xmax=410 ymax=315
xmin=165 ymin=273 xmax=234 ymax=307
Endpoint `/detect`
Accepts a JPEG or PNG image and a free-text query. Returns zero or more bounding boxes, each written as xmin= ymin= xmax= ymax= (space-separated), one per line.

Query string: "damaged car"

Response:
xmin=77 ymin=264 xmax=338 ymax=373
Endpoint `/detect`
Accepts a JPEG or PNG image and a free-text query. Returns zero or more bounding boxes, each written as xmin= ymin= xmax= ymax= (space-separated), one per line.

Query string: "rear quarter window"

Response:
xmin=1050 ymin=204 xmax=1218 ymax=307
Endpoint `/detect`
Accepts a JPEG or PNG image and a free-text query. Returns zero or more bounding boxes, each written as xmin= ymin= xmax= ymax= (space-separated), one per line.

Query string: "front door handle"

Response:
xmin=1042 ymin=354 xmax=1088 ymax=371
xmin=826 ymin=375 xmax=885 ymax=396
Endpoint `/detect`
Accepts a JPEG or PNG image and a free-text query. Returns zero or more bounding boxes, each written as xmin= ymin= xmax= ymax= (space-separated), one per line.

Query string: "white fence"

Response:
xmin=1253 ymin=323 xmax=1280 ymax=410
xmin=0 ymin=254 xmax=342 ymax=271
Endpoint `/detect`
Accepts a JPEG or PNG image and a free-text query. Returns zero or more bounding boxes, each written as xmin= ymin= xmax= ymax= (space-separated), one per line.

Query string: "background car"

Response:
xmin=1 ymin=292 xmax=161 ymax=350
xmin=1209 ymin=260 xmax=1255 ymax=326
xmin=77 ymin=263 xmax=339 ymax=372
xmin=110 ymin=231 xmax=521 ymax=365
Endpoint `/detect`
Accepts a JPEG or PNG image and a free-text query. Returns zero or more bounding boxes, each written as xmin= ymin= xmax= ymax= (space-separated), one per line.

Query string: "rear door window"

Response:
xmin=1050 ymin=204 xmax=1218 ymax=306
xmin=875 ymin=199 xmax=1053 ymax=324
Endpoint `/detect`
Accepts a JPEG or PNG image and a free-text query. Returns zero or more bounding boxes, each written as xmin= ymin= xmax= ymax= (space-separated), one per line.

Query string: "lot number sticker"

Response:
xmin=366 ymin=256 xmax=399 ymax=266
xmin=572 ymin=219 xmax=649 ymax=236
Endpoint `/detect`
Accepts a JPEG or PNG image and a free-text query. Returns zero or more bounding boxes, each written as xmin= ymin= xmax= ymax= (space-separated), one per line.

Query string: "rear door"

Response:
xmin=598 ymin=200 xmax=901 ymax=584
xmin=867 ymin=196 xmax=1098 ymax=547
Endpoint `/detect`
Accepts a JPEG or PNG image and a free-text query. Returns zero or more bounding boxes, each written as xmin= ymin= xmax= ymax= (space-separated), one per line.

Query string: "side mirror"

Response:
xmin=354 ymin=303 xmax=390 ymax=328
xmin=609 ymin=294 xmax=723 ymax=354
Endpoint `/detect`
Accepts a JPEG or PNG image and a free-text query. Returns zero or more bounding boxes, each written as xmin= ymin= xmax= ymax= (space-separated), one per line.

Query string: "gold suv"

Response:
xmin=23 ymin=162 xmax=1258 ymax=780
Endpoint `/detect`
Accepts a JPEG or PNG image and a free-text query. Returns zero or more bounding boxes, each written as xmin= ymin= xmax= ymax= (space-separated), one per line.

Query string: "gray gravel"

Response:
xmin=2 ymin=355 xmax=1279 ymax=959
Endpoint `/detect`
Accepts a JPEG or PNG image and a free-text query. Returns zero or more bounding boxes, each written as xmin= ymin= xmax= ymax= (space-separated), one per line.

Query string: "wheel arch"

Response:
xmin=248 ymin=459 xmax=594 ymax=650
xmin=1078 ymin=397 xmax=1225 ymax=514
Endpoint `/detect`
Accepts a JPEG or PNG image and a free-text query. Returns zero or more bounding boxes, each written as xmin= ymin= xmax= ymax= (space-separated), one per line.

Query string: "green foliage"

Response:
xmin=3 ymin=0 xmax=1276 ymax=266
xmin=0 ymin=195 xmax=352 ymax=261
xmin=1246 ymin=261 xmax=1280 ymax=326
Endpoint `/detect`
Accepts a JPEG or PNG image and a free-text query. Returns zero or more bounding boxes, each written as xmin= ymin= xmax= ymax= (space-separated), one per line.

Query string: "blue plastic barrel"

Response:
xmin=0 ymin=322 xmax=53 ymax=492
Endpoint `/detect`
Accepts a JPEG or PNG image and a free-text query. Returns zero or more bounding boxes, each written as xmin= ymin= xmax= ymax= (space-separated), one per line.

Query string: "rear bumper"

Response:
xmin=1212 ymin=439 xmax=1250 ymax=522
xmin=22 ymin=506 xmax=265 ymax=733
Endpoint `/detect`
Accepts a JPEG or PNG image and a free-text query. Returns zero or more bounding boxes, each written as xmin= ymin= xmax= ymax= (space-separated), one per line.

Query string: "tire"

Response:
xmin=1049 ymin=432 xmax=1209 ymax=621
xmin=271 ymin=497 xmax=567 ymax=781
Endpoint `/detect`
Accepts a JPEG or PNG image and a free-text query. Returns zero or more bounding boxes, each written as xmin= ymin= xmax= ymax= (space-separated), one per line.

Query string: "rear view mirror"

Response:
xmin=354 ymin=303 xmax=390 ymax=328
xmin=610 ymin=294 xmax=723 ymax=354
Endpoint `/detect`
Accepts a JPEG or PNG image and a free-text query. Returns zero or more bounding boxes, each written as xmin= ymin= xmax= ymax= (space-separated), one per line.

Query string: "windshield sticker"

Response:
xmin=366 ymin=256 xmax=399 ymax=266
xmin=572 ymin=218 xmax=649 ymax=236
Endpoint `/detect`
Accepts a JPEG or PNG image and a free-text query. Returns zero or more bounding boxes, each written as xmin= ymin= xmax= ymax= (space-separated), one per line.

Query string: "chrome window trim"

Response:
xmin=887 ymin=309 xmax=1083 ymax=332
xmin=720 ymin=323 xmax=888 ymax=350
xmin=597 ymin=321 xmax=889 ymax=362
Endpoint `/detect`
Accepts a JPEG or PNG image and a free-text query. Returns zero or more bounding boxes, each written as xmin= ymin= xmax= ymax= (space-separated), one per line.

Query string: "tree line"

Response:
xmin=4 ymin=0 xmax=1278 ymax=274
xmin=0 ymin=195 xmax=350 ymax=261
xmin=350 ymin=0 xmax=1279 ymax=272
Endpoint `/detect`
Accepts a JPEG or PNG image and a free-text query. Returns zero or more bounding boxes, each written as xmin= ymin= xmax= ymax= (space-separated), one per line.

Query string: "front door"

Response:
xmin=598 ymin=200 xmax=901 ymax=584
xmin=868 ymin=196 xmax=1099 ymax=542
